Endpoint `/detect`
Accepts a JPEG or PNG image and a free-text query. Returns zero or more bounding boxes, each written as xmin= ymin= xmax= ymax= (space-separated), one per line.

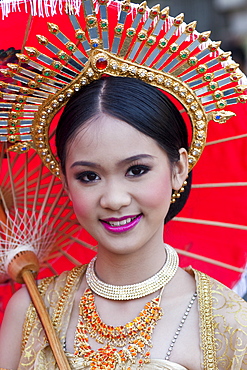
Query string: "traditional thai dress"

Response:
xmin=18 ymin=265 xmax=247 ymax=369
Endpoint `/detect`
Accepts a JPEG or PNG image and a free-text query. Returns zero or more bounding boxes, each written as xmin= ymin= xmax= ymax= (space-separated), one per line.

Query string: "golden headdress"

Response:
xmin=0 ymin=0 xmax=246 ymax=177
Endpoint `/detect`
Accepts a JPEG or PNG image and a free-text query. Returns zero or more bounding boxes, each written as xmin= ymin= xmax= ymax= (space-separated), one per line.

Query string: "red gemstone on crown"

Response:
xmin=96 ymin=57 xmax=108 ymax=70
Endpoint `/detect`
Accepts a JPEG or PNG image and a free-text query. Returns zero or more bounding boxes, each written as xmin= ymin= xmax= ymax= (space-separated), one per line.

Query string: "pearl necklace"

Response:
xmin=165 ymin=292 xmax=197 ymax=360
xmin=86 ymin=244 xmax=178 ymax=300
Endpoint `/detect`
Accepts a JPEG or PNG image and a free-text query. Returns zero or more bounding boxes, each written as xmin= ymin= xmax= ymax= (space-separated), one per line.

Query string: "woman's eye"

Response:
xmin=76 ymin=171 xmax=100 ymax=183
xmin=126 ymin=165 xmax=150 ymax=177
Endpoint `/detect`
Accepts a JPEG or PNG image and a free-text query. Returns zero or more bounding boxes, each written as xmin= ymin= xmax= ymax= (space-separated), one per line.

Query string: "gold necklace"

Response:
xmin=86 ymin=244 xmax=178 ymax=300
xmin=74 ymin=288 xmax=164 ymax=369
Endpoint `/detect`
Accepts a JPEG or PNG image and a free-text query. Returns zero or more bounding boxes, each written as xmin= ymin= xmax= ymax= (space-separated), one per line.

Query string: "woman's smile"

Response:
xmin=100 ymin=214 xmax=143 ymax=233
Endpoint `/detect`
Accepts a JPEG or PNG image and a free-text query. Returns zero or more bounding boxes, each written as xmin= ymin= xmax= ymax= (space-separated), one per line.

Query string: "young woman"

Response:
xmin=0 ymin=76 xmax=246 ymax=370
xmin=0 ymin=0 xmax=247 ymax=368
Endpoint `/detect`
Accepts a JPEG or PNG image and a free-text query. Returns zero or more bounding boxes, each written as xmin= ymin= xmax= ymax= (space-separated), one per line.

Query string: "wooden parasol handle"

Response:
xmin=7 ymin=251 xmax=71 ymax=370
xmin=22 ymin=269 xmax=71 ymax=370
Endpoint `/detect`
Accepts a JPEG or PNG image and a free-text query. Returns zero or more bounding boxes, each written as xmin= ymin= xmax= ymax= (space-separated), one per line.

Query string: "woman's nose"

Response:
xmin=99 ymin=181 xmax=131 ymax=210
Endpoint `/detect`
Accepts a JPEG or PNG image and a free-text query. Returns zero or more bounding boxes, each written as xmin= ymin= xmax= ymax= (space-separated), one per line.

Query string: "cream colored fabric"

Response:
xmin=18 ymin=266 xmax=247 ymax=370
xmin=67 ymin=355 xmax=187 ymax=369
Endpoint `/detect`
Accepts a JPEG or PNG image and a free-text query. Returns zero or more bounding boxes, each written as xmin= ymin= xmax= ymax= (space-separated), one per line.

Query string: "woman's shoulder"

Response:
xmin=185 ymin=266 xmax=247 ymax=305
xmin=185 ymin=267 xmax=247 ymax=367
xmin=197 ymin=268 xmax=247 ymax=308
xmin=188 ymin=267 xmax=247 ymax=332
xmin=185 ymin=266 xmax=247 ymax=330
xmin=208 ymin=272 xmax=247 ymax=322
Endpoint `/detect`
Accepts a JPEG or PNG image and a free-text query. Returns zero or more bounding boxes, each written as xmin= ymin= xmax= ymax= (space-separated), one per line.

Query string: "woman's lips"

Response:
xmin=100 ymin=214 xmax=142 ymax=233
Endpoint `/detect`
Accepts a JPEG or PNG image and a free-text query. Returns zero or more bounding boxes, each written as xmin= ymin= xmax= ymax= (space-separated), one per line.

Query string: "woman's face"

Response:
xmin=64 ymin=114 xmax=187 ymax=257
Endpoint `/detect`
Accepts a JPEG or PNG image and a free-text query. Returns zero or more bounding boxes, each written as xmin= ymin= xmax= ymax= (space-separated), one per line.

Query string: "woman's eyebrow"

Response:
xmin=70 ymin=155 xmax=155 ymax=169
xmin=118 ymin=154 xmax=155 ymax=165
xmin=70 ymin=161 xmax=101 ymax=169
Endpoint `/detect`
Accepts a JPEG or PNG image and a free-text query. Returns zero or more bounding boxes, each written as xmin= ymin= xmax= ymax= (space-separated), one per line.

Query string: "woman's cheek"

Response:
xmin=70 ymin=193 xmax=95 ymax=222
xmin=140 ymin=177 xmax=172 ymax=208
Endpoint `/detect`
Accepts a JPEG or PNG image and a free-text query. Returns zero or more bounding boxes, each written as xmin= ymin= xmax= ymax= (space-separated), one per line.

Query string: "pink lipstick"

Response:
xmin=100 ymin=214 xmax=142 ymax=233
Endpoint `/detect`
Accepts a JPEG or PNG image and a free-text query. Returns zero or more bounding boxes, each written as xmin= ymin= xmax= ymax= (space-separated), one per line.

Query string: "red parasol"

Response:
xmin=166 ymin=102 xmax=247 ymax=287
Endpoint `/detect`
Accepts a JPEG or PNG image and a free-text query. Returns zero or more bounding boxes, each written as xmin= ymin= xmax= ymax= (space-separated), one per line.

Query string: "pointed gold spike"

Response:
xmin=218 ymin=51 xmax=231 ymax=62
xmin=230 ymin=72 xmax=243 ymax=82
xmin=0 ymin=69 xmax=12 ymax=77
xmin=208 ymin=41 xmax=221 ymax=52
xmin=8 ymin=142 xmax=33 ymax=153
xmin=122 ymin=0 xmax=131 ymax=11
xmin=160 ymin=6 xmax=169 ymax=20
xmin=174 ymin=13 xmax=184 ymax=27
xmin=138 ymin=1 xmax=147 ymax=12
xmin=150 ymin=4 xmax=160 ymax=18
xmin=185 ymin=21 xmax=197 ymax=34
xmin=238 ymin=95 xmax=247 ymax=103
xmin=198 ymin=31 xmax=211 ymax=43
xmin=48 ymin=23 xmax=60 ymax=34
xmin=25 ymin=47 xmax=40 ymax=58
xmin=235 ymin=85 xmax=247 ymax=93
xmin=37 ymin=35 xmax=49 ymax=46
xmin=16 ymin=54 xmax=30 ymax=64
xmin=6 ymin=64 xmax=20 ymax=72
xmin=209 ymin=110 xmax=236 ymax=124
xmin=225 ymin=63 xmax=239 ymax=73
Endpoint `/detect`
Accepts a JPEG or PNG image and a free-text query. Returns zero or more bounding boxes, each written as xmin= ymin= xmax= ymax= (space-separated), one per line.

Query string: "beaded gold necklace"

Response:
xmin=86 ymin=244 xmax=178 ymax=300
xmin=74 ymin=288 xmax=164 ymax=369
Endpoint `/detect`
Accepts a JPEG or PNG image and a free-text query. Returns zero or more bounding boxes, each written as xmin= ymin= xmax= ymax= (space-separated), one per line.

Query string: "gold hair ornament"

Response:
xmin=0 ymin=0 xmax=246 ymax=178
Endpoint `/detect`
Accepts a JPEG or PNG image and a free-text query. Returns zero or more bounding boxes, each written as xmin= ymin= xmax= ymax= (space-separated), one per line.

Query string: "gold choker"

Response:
xmin=86 ymin=244 xmax=178 ymax=300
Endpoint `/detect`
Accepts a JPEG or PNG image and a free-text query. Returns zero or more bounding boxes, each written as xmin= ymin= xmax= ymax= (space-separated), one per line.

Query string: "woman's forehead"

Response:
xmin=66 ymin=114 xmax=166 ymax=162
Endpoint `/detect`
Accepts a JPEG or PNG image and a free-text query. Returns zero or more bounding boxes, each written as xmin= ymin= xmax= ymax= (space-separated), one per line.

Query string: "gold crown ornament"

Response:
xmin=0 ymin=0 xmax=247 ymax=177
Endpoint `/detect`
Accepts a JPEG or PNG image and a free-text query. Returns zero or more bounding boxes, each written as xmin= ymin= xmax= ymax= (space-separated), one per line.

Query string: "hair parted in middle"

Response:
xmin=56 ymin=76 xmax=192 ymax=223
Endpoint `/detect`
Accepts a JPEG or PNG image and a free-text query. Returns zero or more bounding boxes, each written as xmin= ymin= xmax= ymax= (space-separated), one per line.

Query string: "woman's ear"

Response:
xmin=61 ymin=173 xmax=72 ymax=201
xmin=171 ymin=148 xmax=188 ymax=191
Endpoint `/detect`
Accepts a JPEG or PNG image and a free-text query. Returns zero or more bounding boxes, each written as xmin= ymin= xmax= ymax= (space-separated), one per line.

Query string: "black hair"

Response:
xmin=56 ymin=76 xmax=192 ymax=223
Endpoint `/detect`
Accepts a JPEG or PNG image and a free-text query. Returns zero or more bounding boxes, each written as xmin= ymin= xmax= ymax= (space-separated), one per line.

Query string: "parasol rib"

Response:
xmin=176 ymin=248 xmax=245 ymax=273
xmin=42 ymin=261 xmax=59 ymax=275
xmin=69 ymin=236 xmax=98 ymax=249
xmin=173 ymin=217 xmax=247 ymax=231
xmin=192 ymin=182 xmax=247 ymax=188
xmin=206 ymin=133 xmax=247 ymax=146
xmin=57 ymin=249 xmax=83 ymax=266
xmin=31 ymin=163 xmax=43 ymax=215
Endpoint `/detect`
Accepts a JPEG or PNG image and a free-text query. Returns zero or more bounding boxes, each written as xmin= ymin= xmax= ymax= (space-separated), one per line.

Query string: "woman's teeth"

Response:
xmin=108 ymin=217 xmax=135 ymax=227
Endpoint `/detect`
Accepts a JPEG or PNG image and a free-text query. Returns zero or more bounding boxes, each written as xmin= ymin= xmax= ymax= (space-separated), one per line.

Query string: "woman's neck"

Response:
xmin=94 ymin=242 xmax=167 ymax=286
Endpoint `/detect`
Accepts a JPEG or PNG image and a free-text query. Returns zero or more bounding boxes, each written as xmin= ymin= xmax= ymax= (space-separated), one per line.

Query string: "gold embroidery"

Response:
xmin=52 ymin=266 xmax=86 ymax=330
xmin=196 ymin=270 xmax=217 ymax=369
xmin=22 ymin=275 xmax=55 ymax=351
xmin=211 ymin=280 xmax=247 ymax=369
